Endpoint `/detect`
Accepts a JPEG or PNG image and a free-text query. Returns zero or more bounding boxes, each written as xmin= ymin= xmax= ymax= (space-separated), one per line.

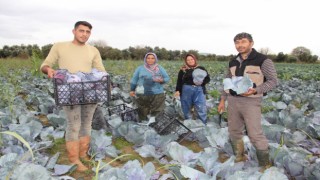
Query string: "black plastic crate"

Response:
xmin=151 ymin=111 xmax=192 ymax=142
xmin=53 ymin=75 xmax=111 ymax=106
xmin=107 ymin=104 xmax=139 ymax=122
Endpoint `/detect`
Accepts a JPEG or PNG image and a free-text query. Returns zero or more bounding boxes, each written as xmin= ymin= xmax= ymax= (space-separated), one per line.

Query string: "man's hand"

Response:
xmin=241 ymin=87 xmax=257 ymax=96
xmin=41 ymin=66 xmax=56 ymax=79
xmin=217 ymin=99 xmax=225 ymax=113
xmin=47 ymin=68 xmax=56 ymax=78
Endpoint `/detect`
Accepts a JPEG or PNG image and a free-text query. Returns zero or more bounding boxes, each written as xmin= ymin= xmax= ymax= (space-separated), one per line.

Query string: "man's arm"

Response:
xmin=92 ymin=47 xmax=106 ymax=72
xmin=255 ymin=59 xmax=278 ymax=94
xmin=218 ymin=66 xmax=232 ymax=112
xmin=40 ymin=43 xmax=59 ymax=78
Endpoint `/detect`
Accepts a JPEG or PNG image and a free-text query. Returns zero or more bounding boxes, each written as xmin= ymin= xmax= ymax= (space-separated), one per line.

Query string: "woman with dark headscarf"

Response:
xmin=174 ymin=53 xmax=210 ymax=125
xmin=130 ymin=52 xmax=170 ymax=125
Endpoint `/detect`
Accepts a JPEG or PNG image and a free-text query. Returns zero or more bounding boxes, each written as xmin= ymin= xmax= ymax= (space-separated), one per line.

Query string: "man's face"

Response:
xmin=72 ymin=25 xmax=91 ymax=45
xmin=234 ymin=38 xmax=254 ymax=54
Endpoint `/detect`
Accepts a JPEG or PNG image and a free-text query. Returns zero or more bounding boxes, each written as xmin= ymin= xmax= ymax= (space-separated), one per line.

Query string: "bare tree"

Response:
xmin=291 ymin=46 xmax=311 ymax=57
xmin=89 ymin=40 xmax=108 ymax=48
xmin=291 ymin=46 xmax=312 ymax=62
xmin=258 ymin=47 xmax=270 ymax=55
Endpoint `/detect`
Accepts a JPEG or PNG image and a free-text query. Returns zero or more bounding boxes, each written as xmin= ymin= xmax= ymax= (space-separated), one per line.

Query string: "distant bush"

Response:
xmin=286 ymin=55 xmax=298 ymax=63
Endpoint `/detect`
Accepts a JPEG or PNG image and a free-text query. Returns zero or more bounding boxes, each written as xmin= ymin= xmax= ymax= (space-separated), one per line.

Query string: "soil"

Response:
xmin=49 ymin=138 xmax=210 ymax=180
xmin=38 ymin=114 xmax=231 ymax=180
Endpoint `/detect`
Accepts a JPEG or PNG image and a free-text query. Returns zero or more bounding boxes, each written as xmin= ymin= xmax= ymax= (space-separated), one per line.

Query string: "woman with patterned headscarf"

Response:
xmin=174 ymin=53 xmax=210 ymax=125
xmin=130 ymin=52 xmax=170 ymax=125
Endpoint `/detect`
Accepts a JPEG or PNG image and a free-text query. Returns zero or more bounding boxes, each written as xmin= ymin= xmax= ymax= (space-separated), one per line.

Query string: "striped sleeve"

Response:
xmin=256 ymin=59 xmax=278 ymax=94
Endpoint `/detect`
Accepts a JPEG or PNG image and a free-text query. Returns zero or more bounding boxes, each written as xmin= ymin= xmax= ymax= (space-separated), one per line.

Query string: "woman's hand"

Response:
xmin=174 ymin=91 xmax=180 ymax=98
xmin=129 ymin=91 xmax=136 ymax=97
xmin=153 ymin=78 xmax=163 ymax=83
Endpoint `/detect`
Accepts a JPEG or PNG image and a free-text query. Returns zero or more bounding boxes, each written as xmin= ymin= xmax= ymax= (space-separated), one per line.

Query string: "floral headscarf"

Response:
xmin=144 ymin=52 xmax=159 ymax=73
xmin=181 ymin=53 xmax=198 ymax=71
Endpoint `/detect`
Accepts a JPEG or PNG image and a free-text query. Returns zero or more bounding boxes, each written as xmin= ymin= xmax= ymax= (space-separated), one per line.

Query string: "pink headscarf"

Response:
xmin=144 ymin=52 xmax=159 ymax=73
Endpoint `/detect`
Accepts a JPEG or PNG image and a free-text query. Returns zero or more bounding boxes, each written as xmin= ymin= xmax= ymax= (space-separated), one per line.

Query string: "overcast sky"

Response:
xmin=0 ymin=0 xmax=319 ymax=56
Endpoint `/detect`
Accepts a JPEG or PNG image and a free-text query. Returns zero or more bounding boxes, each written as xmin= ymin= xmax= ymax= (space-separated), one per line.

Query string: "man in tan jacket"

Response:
xmin=218 ymin=32 xmax=278 ymax=172
xmin=40 ymin=21 xmax=106 ymax=171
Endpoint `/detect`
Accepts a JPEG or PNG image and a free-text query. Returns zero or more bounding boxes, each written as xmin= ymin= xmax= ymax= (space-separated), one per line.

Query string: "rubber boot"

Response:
xmin=66 ymin=141 xmax=88 ymax=172
xmin=79 ymin=136 xmax=91 ymax=161
xmin=256 ymin=149 xmax=272 ymax=173
xmin=230 ymin=139 xmax=247 ymax=163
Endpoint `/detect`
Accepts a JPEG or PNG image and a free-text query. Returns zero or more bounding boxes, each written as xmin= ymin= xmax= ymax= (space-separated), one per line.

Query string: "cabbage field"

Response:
xmin=0 ymin=59 xmax=320 ymax=180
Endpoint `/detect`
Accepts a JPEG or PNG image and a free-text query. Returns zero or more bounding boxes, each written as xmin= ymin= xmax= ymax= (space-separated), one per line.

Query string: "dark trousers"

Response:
xmin=136 ymin=93 xmax=166 ymax=120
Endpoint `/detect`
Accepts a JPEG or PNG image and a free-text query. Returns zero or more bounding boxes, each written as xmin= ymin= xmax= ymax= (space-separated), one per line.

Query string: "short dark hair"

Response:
xmin=74 ymin=21 xmax=92 ymax=30
xmin=234 ymin=32 xmax=253 ymax=42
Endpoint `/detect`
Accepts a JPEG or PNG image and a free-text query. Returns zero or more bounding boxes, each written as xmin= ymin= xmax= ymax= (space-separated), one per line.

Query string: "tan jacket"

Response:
xmin=40 ymin=41 xmax=105 ymax=73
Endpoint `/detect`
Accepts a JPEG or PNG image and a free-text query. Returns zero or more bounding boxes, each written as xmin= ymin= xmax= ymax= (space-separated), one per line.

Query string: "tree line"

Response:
xmin=0 ymin=42 xmax=318 ymax=63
